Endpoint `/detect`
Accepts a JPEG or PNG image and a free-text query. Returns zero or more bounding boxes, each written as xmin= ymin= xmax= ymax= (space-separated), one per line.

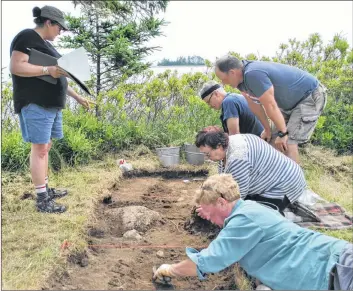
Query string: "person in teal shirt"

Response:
xmin=153 ymin=174 xmax=353 ymax=290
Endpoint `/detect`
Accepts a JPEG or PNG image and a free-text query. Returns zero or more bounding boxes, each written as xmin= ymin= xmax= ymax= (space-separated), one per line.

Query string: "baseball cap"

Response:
xmin=34 ymin=5 xmax=69 ymax=31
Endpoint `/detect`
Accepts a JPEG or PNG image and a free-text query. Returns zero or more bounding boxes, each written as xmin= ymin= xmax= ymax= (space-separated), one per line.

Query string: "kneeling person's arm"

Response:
xmin=158 ymin=215 xmax=265 ymax=280
xmin=227 ymin=118 xmax=240 ymax=135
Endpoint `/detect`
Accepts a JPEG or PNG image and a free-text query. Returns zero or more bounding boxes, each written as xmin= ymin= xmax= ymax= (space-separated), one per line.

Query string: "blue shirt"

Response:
xmin=186 ymin=200 xmax=347 ymax=290
xmin=221 ymin=93 xmax=263 ymax=136
xmin=238 ymin=60 xmax=319 ymax=110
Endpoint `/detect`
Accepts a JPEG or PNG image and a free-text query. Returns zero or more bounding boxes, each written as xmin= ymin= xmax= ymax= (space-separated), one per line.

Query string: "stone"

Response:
xmin=156 ymin=250 xmax=165 ymax=258
xmin=107 ymin=206 xmax=161 ymax=233
xmin=123 ymin=229 xmax=142 ymax=241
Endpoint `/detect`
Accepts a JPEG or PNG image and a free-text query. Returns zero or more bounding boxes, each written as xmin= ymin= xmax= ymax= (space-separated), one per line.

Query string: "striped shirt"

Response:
xmin=219 ymin=134 xmax=306 ymax=202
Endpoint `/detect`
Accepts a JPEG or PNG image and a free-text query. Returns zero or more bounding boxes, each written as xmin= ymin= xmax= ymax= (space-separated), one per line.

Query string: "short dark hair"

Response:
xmin=195 ymin=126 xmax=229 ymax=149
xmin=215 ymin=55 xmax=243 ymax=73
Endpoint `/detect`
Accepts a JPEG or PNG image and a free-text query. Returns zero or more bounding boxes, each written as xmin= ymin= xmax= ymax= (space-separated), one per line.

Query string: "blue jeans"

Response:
xmin=19 ymin=103 xmax=63 ymax=144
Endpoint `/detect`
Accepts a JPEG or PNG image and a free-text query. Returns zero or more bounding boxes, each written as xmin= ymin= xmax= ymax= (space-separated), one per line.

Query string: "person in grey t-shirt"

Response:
xmin=215 ymin=55 xmax=327 ymax=163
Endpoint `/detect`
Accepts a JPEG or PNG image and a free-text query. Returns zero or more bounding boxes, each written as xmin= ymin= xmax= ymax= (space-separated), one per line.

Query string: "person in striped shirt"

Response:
xmin=195 ymin=126 xmax=306 ymax=212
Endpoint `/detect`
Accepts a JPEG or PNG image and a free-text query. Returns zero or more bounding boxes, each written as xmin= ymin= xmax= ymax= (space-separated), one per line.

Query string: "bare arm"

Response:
xmin=172 ymin=259 xmax=198 ymax=277
xmin=10 ymin=50 xmax=45 ymax=77
xmin=242 ymin=92 xmax=271 ymax=132
xmin=10 ymin=50 xmax=65 ymax=78
xmin=226 ymin=117 xmax=240 ymax=135
xmin=258 ymin=86 xmax=287 ymax=132
xmin=67 ymin=86 xmax=80 ymax=101
xmin=67 ymin=85 xmax=96 ymax=109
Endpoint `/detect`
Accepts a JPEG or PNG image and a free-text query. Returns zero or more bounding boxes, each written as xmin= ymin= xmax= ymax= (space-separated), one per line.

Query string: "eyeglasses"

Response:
xmin=205 ymin=92 xmax=215 ymax=105
xmin=203 ymin=149 xmax=213 ymax=158
xmin=51 ymin=20 xmax=64 ymax=32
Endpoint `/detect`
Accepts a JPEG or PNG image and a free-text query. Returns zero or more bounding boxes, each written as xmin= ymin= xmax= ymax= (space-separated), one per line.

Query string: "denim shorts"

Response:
xmin=19 ymin=103 xmax=64 ymax=144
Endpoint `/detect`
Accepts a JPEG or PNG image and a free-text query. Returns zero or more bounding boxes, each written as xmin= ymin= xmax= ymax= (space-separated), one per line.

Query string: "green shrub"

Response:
xmin=1 ymin=130 xmax=30 ymax=172
xmin=2 ymin=33 xmax=352 ymax=172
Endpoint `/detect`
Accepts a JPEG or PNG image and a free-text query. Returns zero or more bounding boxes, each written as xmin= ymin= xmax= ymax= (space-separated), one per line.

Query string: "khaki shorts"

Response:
xmin=271 ymin=83 xmax=327 ymax=145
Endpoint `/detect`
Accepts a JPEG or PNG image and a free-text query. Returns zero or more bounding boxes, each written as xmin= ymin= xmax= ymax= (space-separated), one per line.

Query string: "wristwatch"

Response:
xmin=277 ymin=131 xmax=289 ymax=138
xmin=42 ymin=66 xmax=49 ymax=75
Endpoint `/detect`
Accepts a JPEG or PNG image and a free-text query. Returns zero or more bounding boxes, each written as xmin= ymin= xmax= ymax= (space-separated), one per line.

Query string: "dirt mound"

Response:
xmin=184 ymin=207 xmax=221 ymax=239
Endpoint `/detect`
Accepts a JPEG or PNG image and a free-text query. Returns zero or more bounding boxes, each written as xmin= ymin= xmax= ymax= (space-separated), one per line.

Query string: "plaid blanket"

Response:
xmin=287 ymin=202 xmax=353 ymax=230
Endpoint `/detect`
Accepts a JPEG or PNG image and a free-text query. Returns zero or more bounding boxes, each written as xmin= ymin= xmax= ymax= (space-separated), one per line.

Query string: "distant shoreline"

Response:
xmin=155 ymin=64 xmax=206 ymax=67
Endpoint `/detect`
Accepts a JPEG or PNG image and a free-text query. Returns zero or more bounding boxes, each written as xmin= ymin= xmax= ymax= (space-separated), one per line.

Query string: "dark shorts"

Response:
xmin=19 ymin=103 xmax=63 ymax=144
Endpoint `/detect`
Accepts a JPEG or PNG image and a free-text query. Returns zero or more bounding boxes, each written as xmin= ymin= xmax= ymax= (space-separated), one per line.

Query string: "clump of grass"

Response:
xmin=301 ymin=145 xmax=352 ymax=218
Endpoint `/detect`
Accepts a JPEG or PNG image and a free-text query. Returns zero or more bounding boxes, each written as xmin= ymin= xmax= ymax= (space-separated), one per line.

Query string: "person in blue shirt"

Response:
xmin=153 ymin=174 xmax=353 ymax=290
xmin=215 ymin=55 xmax=327 ymax=164
xmin=199 ymin=80 xmax=263 ymax=136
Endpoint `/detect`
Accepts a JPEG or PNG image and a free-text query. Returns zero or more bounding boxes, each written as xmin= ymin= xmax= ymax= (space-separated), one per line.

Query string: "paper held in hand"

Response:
xmin=57 ymin=47 xmax=91 ymax=82
xmin=28 ymin=47 xmax=92 ymax=95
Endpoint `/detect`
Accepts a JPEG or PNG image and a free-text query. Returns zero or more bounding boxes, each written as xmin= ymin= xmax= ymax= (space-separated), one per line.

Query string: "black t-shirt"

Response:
xmin=10 ymin=29 xmax=68 ymax=113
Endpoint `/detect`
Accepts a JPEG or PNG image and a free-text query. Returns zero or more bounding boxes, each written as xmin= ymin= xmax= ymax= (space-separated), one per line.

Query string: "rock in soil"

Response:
xmin=123 ymin=229 xmax=142 ymax=241
xmin=156 ymin=250 xmax=165 ymax=258
xmin=106 ymin=205 xmax=161 ymax=234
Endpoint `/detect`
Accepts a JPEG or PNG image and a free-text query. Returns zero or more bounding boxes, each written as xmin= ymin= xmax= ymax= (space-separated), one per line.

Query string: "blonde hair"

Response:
xmin=195 ymin=174 xmax=240 ymax=205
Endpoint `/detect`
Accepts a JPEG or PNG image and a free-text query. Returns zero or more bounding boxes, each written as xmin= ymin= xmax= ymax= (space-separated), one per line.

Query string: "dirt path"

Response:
xmin=48 ymin=176 xmax=235 ymax=290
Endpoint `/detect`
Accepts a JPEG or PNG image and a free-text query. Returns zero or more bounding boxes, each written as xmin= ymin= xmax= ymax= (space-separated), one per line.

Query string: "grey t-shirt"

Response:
xmin=238 ymin=60 xmax=319 ymax=110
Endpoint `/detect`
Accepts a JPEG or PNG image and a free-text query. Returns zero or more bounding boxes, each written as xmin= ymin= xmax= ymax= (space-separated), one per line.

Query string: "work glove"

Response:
xmin=152 ymin=264 xmax=175 ymax=284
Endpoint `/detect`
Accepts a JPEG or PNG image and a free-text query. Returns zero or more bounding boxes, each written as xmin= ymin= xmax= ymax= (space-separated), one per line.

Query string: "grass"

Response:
xmin=1 ymin=145 xmax=352 ymax=290
xmin=1 ymin=156 xmax=121 ymax=290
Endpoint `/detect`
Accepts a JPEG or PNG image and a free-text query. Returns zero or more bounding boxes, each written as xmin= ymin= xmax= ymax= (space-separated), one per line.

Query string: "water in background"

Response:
xmin=126 ymin=65 xmax=211 ymax=84
xmin=150 ymin=65 xmax=209 ymax=75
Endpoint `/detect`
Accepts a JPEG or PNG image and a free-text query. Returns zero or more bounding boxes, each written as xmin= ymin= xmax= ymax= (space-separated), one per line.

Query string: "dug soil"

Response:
xmin=47 ymin=174 xmax=235 ymax=290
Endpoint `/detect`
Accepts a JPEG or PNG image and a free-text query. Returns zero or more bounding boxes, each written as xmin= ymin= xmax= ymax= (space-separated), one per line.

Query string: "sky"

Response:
xmin=1 ymin=1 xmax=352 ymax=77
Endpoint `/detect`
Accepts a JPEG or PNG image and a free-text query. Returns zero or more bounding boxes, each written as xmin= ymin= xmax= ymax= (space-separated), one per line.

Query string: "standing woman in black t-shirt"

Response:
xmin=10 ymin=5 xmax=94 ymax=213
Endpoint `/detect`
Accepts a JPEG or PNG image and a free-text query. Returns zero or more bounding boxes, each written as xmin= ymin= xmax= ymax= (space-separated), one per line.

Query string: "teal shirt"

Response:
xmin=186 ymin=200 xmax=347 ymax=290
